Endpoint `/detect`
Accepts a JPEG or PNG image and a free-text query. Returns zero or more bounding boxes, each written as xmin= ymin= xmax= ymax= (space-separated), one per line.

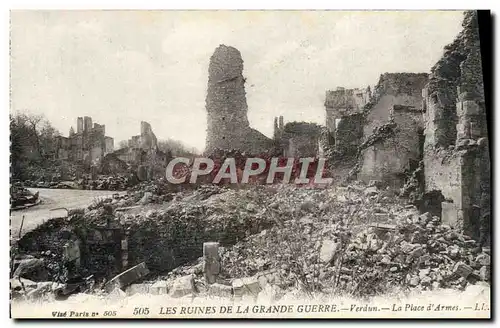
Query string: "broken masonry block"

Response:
xmin=419 ymin=212 xmax=433 ymax=224
xmin=409 ymin=246 xmax=425 ymax=258
xmin=453 ymin=262 xmax=473 ymax=278
xmin=168 ymin=275 xmax=195 ymax=298
xmin=150 ymin=280 xmax=168 ymax=295
xmin=319 ymin=239 xmax=339 ymax=263
xmin=476 ymin=253 xmax=490 ymax=266
xmin=126 ymin=283 xmax=150 ymax=296
xmin=479 ymin=266 xmax=490 ymax=281
xmin=208 ymin=283 xmax=233 ymax=298
xmin=232 ymin=276 xmax=262 ymax=298
xmin=104 ymin=262 xmax=149 ymax=292
xmin=203 ymin=242 xmax=220 ymax=285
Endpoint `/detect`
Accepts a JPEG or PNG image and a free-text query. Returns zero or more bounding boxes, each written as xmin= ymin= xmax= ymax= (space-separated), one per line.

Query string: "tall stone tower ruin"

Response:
xmin=205 ymin=45 xmax=272 ymax=154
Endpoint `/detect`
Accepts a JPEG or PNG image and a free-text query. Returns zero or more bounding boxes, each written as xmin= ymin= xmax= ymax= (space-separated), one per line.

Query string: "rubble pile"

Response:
xmin=22 ymin=174 xmax=137 ymax=191
xmin=158 ymin=184 xmax=490 ymax=299
xmin=12 ymin=182 xmax=491 ymax=301
xmin=400 ymin=160 xmax=424 ymax=203
xmin=80 ymin=174 xmax=135 ymax=191
xmin=10 ymin=184 xmax=40 ymax=210
xmin=119 ymin=185 xmax=276 ymax=274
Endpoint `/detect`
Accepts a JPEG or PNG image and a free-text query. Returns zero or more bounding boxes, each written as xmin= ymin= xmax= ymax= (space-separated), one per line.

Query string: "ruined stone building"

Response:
xmin=422 ymin=11 xmax=490 ymax=241
xmin=324 ymin=11 xmax=489 ymax=242
xmin=273 ymin=116 xmax=322 ymax=157
xmin=357 ymin=73 xmax=429 ymax=185
xmin=113 ymin=121 xmax=165 ymax=163
xmin=205 ymin=45 xmax=273 ymax=155
xmin=111 ymin=121 xmax=169 ymax=180
xmin=56 ymin=116 xmax=114 ymax=164
xmin=324 ymin=74 xmax=428 ymax=186
xmin=324 ymin=87 xmax=371 ymax=156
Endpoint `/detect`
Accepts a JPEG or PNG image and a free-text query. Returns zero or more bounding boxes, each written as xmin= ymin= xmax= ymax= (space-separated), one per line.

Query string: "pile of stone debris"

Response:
xmin=80 ymin=175 xmax=134 ymax=191
xmin=11 ymin=182 xmax=490 ymax=302
xmin=10 ymin=184 xmax=40 ymax=210
xmin=23 ymin=174 xmax=136 ymax=191
xmin=148 ymin=183 xmax=490 ymax=300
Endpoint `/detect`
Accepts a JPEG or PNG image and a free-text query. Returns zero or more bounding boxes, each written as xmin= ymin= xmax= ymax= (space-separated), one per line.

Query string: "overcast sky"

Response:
xmin=10 ymin=10 xmax=464 ymax=151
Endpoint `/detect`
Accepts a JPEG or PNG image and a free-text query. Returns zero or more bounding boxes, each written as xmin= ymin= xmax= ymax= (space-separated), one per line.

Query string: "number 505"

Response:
xmin=133 ymin=307 xmax=150 ymax=315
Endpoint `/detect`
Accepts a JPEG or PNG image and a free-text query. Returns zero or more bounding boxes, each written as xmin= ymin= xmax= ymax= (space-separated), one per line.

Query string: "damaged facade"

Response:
xmin=357 ymin=73 xmax=429 ymax=186
xmin=324 ymin=87 xmax=371 ymax=156
xmin=324 ymin=11 xmax=489 ymax=242
xmin=422 ymin=11 xmax=490 ymax=241
xmin=273 ymin=116 xmax=322 ymax=157
xmin=111 ymin=121 xmax=170 ymax=180
xmin=55 ymin=116 xmax=114 ymax=164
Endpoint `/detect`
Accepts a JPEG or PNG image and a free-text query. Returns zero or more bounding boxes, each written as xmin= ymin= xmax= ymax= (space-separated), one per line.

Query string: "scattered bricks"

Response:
xmin=370 ymin=223 xmax=396 ymax=240
xmin=368 ymin=180 xmax=383 ymax=188
xmin=400 ymin=242 xmax=416 ymax=254
xmin=421 ymin=276 xmax=432 ymax=286
xmin=410 ymin=231 xmax=428 ymax=244
xmin=444 ymin=231 xmax=459 ymax=241
xmin=139 ymin=191 xmax=153 ymax=205
xmin=381 ymin=255 xmax=391 ymax=265
xmin=208 ymin=283 xmax=233 ymax=298
xmin=319 ymin=239 xmax=339 ymax=263
xmin=419 ymin=268 xmax=430 ymax=279
xmin=203 ymin=242 xmax=220 ymax=285
xmin=409 ymin=276 xmax=420 ymax=287
xmin=453 ymin=262 xmax=473 ymax=279
xmin=256 ymin=269 xmax=279 ymax=286
xmin=479 ymin=266 xmax=490 ymax=281
xmin=104 ymin=262 xmax=150 ymax=292
xmin=150 ymin=280 xmax=168 ymax=295
xmin=169 ymin=275 xmax=195 ymax=298
xmin=441 ymin=202 xmax=459 ymax=228
xmin=419 ymin=212 xmax=433 ymax=225
xmin=232 ymin=276 xmax=262 ymax=298
xmin=410 ymin=245 xmax=425 ymax=258
xmin=465 ymin=239 xmax=477 ymax=247
xmin=368 ymin=239 xmax=382 ymax=252
xmin=363 ymin=186 xmax=379 ymax=196
xmin=26 ymin=282 xmax=59 ymax=299
xmin=419 ymin=254 xmax=431 ymax=266
xmin=448 ymin=245 xmax=460 ymax=258
xmin=475 ymin=254 xmax=490 ymax=266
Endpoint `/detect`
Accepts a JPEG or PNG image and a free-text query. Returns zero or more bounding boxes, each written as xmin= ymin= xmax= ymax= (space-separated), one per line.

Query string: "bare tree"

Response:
xmin=118 ymin=140 xmax=129 ymax=149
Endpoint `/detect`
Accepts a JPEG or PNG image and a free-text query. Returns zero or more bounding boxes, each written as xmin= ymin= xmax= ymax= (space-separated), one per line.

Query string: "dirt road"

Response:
xmin=10 ymin=188 xmax=123 ymax=239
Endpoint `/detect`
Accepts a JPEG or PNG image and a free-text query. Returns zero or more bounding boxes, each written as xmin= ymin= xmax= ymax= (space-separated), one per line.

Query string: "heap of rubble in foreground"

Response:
xmin=12 ymin=182 xmax=490 ymax=302
xmin=134 ymin=183 xmax=491 ymax=300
